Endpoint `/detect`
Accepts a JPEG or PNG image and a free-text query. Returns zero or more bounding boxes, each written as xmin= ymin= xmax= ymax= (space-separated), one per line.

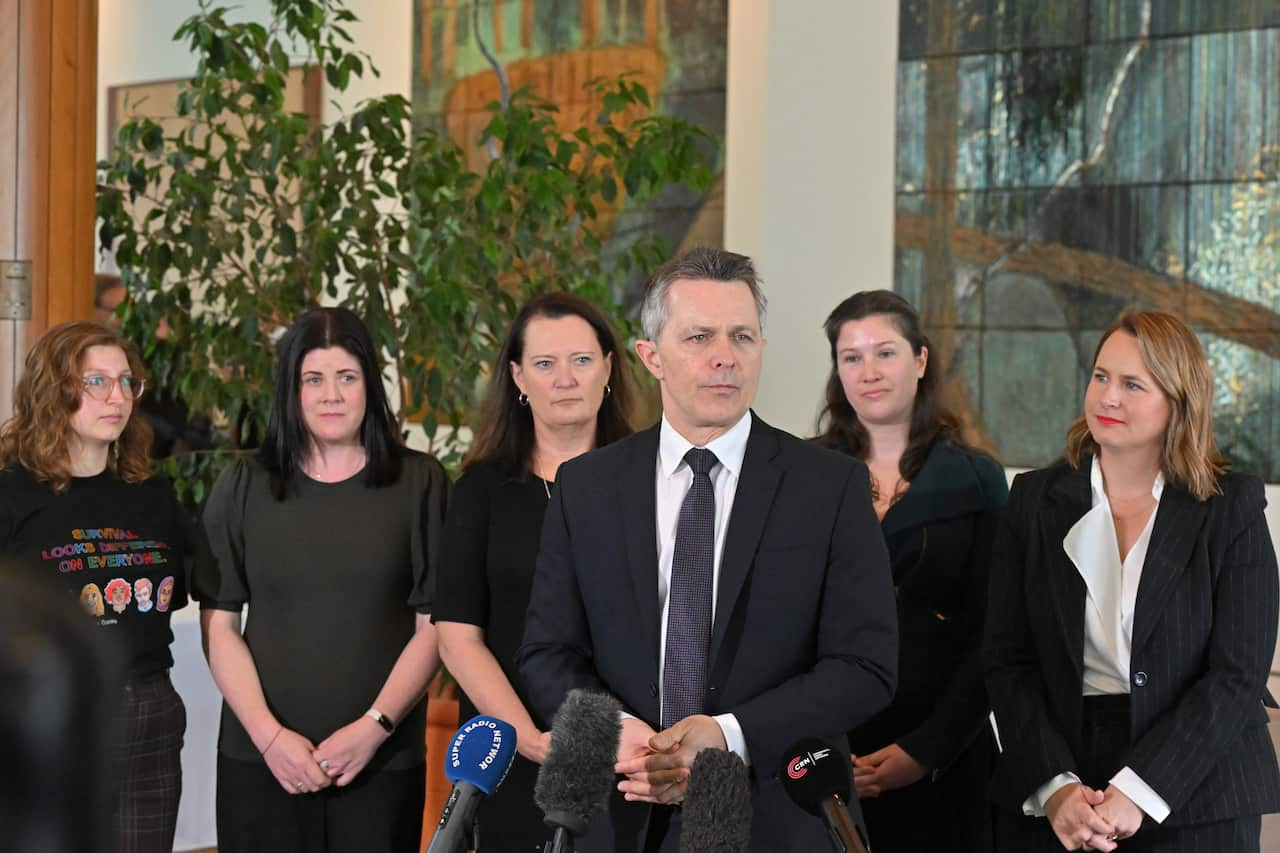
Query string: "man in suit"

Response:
xmin=519 ymin=247 xmax=898 ymax=851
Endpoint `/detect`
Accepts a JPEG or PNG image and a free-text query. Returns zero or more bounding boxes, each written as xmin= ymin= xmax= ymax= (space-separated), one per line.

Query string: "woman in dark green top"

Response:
xmin=433 ymin=292 xmax=633 ymax=851
xmin=196 ymin=307 xmax=448 ymax=853
xmin=815 ymin=290 xmax=1008 ymax=853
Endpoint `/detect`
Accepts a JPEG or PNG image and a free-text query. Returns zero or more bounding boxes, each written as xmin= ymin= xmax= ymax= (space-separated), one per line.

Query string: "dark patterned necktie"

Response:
xmin=662 ymin=447 xmax=718 ymax=729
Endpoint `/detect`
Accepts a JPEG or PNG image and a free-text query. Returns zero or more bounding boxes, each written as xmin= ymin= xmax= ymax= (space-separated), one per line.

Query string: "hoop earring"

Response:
xmin=604 ymin=384 xmax=612 ymax=398
xmin=518 ymin=393 xmax=529 ymax=406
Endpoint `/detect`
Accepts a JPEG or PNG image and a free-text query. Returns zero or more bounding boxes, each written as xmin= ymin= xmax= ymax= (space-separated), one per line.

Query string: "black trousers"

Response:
xmin=216 ymin=755 xmax=425 ymax=853
xmin=113 ymin=671 xmax=186 ymax=853
xmin=994 ymin=696 xmax=1262 ymax=853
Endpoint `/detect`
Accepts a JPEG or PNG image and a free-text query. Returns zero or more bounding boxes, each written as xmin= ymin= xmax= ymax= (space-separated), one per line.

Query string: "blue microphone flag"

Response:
xmin=444 ymin=715 xmax=517 ymax=794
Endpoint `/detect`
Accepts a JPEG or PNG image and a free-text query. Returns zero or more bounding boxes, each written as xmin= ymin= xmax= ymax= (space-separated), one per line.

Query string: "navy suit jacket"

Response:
xmin=984 ymin=458 xmax=1280 ymax=826
xmin=519 ymin=414 xmax=898 ymax=851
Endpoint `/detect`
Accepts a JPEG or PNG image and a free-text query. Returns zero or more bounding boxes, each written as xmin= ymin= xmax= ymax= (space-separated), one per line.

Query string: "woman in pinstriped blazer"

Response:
xmin=985 ymin=311 xmax=1280 ymax=853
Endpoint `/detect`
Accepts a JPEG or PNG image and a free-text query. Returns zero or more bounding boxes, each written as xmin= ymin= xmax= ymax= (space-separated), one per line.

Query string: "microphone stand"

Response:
xmin=820 ymin=795 xmax=869 ymax=853
xmin=540 ymin=809 xmax=585 ymax=853
xmin=541 ymin=826 xmax=574 ymax=853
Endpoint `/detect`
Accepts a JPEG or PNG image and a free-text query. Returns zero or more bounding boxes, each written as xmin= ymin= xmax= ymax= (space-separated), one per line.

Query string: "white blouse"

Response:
xmin=1067 ymin=456 xmax=1164 ymax=696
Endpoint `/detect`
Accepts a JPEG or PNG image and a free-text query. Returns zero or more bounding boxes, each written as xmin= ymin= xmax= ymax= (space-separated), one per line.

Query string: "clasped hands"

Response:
xmin=613 ymin=715 xmax=728 ymax=806
xmin=260 ymin=714 xmax=391 ymax=795
xmin=1044 ymin=782 xmax=1144 ymax=851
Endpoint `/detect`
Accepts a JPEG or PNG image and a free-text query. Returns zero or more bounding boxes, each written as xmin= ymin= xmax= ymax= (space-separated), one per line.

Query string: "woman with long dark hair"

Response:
xmin=986 ymin=312 xmax=1280 ymax=852
xmin=433 ymin=292 xmax=633 ymax=850
xmin=196 ymin=307 xmax=448 ymax=852
xmin=0 ymin=320 xmax=199 ymax=853
xmin=815 ymin=290 xmax=1006 ymax=853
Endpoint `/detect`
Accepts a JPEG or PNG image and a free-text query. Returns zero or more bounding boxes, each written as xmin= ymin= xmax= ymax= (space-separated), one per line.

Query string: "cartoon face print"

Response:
xmin=156 ymin=576 xmax=175 ymax=613
xmin=134 ymin=577 xmax=153 ymax=613
xmin=104 ymin=578 xmax=132 ymax=614
xmin=80 ymin=584 xmax=104 ymax=617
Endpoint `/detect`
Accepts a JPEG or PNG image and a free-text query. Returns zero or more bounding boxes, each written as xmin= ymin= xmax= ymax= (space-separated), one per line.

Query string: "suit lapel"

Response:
xmin=619 ymin=426 xmax=662 ymax=667
xmin=1131 ymin=485 xmax=1209 ymax=655
xmin=880 ymin=443 xmax=988 ymax=540
xmin=708 ymin=415 xmax=782 ymax=669
xmin=1042 ymin=463 xmax=1092 ymax=675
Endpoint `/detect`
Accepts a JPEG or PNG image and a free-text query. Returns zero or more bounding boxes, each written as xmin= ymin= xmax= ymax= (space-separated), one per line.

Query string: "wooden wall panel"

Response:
xmin=0 ymin=0 xmax=97 ymax=423
xmin=16 ymin=0 xmax=51 ymax=337
xmin=45 ymin=0 xmax=98 ymax=326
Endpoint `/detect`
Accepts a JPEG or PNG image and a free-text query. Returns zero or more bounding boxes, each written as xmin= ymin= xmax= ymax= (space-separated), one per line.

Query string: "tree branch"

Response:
xmin=985 ymin=0 xmax=1152 ymax=277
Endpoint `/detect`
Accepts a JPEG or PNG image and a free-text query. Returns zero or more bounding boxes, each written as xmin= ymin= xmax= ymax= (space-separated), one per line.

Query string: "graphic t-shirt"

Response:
xmin=0 ymin=466 xmax=196 ymax=676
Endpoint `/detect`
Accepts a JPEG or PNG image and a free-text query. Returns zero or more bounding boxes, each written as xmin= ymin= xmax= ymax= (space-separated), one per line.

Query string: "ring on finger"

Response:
xmin=295 ymin=780 xmax=304 ymax=791
xmin=320 ymin=759 xmax=331 ymax=771
xmin=1107 ymin=834 xmax=1119 ymax=841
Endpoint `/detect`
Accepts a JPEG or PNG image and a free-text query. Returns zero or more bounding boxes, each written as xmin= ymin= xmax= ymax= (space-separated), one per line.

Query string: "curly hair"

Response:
xmin=103 ymin=578 xmax=133 ymax=608
xmin=0 ymin=321 xmax=153 ymax=492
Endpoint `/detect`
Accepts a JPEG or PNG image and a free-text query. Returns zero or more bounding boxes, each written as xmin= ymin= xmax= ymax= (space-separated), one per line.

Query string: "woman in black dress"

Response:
xmin=198 ymin=308 xmax=448 ymax=853
xmin=814 ymin=290 xmax=1006 ymax=853
xmin=433 ymin=292 xmax=633 ymax=851
xmin=985 ymin=312 xmax=1280 ymax=852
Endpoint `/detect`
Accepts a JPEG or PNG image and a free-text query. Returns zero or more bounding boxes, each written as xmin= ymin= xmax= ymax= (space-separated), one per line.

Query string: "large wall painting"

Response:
xmin=895 ymin=0 xmax=1280 ymax=480
xmin=412 ymin=0 xmax=726 ymax=305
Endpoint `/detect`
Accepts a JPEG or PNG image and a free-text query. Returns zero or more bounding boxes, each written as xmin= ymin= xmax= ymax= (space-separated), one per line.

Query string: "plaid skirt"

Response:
xmin=111 ymin=671 xmax=186 ymax=853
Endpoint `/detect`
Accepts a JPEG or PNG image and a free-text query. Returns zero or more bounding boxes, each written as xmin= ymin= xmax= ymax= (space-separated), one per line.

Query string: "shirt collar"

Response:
xmin=659 ymin=411 xmax=753 ymax=480
xmin=1089 ymin=455 xmax=1165 ymax=507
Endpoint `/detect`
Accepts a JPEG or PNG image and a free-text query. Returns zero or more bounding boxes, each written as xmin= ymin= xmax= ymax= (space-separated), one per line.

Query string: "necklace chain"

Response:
xmin=541 ymin=476 xmax=551 ymax=500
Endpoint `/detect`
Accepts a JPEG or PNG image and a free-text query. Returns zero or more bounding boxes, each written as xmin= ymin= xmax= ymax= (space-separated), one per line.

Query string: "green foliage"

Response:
xmin=98 ymin=0 xmax=717 ymax=506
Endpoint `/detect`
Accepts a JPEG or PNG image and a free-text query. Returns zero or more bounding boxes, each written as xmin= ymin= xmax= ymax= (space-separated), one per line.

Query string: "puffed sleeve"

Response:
xmin=194 ymin=457 xmax=254 ymax=611
xmin=406 ymin=452 xmax=450 ymax=614
xmin=431 ymin=463 xmax=495 ymax=628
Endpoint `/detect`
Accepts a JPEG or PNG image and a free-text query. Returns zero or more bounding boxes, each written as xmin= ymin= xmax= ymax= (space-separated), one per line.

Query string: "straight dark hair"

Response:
xmin=814 ymin=290 xmax=966 ymax=482
xmin=259 ymin=307 xmax=402 ymax=500
xmin=465 ymin=292 xmax=633 ymax=476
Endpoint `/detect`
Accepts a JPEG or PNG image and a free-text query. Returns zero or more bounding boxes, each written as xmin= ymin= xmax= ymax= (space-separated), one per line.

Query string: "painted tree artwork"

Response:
xmin=895 ymin=0 xmax=1280 ymax=479
xmin=412 ymin=0 xmax=725 ymax=304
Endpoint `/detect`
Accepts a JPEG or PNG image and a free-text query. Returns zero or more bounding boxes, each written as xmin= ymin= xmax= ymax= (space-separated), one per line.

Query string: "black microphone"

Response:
xmin=779 ymin=737 xmax=869 ymax=853
xmin=534 ymin=689 xmax=623 ymax=853
xmin=679 ymin=748 xmax=752 ymax=853
xmin=425 ymin=715 xmax=518 ymax=853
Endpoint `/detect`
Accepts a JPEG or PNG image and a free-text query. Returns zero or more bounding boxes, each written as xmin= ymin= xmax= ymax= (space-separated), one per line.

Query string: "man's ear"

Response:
xmin=634 ymin=338 xmax=663 ymax=381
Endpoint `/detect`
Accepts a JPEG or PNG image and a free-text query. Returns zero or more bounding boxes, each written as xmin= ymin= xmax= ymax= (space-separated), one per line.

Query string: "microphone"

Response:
xmin=779 ymin=737 xmax=869 ymax=853
xmin=425 ymin=715 xmax=518 ymax=853
xmin=679 ymin=748 xmax=752 ymax=853
xmin=534 ymin=689 xmax=623 ymax=853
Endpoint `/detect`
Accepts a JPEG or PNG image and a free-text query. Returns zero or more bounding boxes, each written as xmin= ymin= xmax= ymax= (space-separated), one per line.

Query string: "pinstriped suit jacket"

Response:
xmin=984 ymin=457 xmax=1280 ymax=826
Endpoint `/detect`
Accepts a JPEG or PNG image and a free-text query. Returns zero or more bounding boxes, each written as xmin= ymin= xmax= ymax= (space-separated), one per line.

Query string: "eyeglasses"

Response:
xmin=80 ymin=374 xmax=146 ymax=402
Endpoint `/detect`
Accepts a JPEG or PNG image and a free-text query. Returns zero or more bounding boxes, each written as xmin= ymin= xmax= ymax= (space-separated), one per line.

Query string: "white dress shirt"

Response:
xmin=1024 ymin=457 xmax=1171 ymax=823
xmin=651 ymin=410 xmax=753 ymax=764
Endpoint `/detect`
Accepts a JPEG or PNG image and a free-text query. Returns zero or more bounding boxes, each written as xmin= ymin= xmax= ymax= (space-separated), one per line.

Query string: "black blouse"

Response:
xmin=432 ymin=460 xmax=552 ymax=727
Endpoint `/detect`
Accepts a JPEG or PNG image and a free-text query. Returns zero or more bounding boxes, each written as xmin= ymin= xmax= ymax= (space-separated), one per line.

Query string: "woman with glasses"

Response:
xmin=0 ymin=320 xmax=201 ymax=853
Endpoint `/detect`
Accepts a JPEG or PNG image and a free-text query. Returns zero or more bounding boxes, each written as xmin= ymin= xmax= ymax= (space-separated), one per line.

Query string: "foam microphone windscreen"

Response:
xmin=680 ymin=748 xmax=753 ymax=853
xmin=779 ymin=737 xmax=851 ymax=815
xmin=534 ymin=689 xmax=623 ymax=836
xmin=445 ymin=715 xmax=519 ymax=794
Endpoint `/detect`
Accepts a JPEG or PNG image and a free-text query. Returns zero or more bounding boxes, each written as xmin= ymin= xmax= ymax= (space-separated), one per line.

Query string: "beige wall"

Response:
xmin=725 ymin=0 xmax=899 ymax=437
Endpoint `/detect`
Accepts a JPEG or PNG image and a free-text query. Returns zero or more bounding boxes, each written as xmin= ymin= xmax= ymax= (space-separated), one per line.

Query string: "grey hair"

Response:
xmin=639 ymin=246 xmax=767 ymax=341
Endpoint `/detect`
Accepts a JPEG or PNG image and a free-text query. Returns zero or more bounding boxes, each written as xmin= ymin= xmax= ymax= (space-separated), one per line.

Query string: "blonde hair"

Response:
xmin=0 ymin=321 xmax=153 ymax=493
xmin=1064 ymin=311 xmax=1224 ymax=500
